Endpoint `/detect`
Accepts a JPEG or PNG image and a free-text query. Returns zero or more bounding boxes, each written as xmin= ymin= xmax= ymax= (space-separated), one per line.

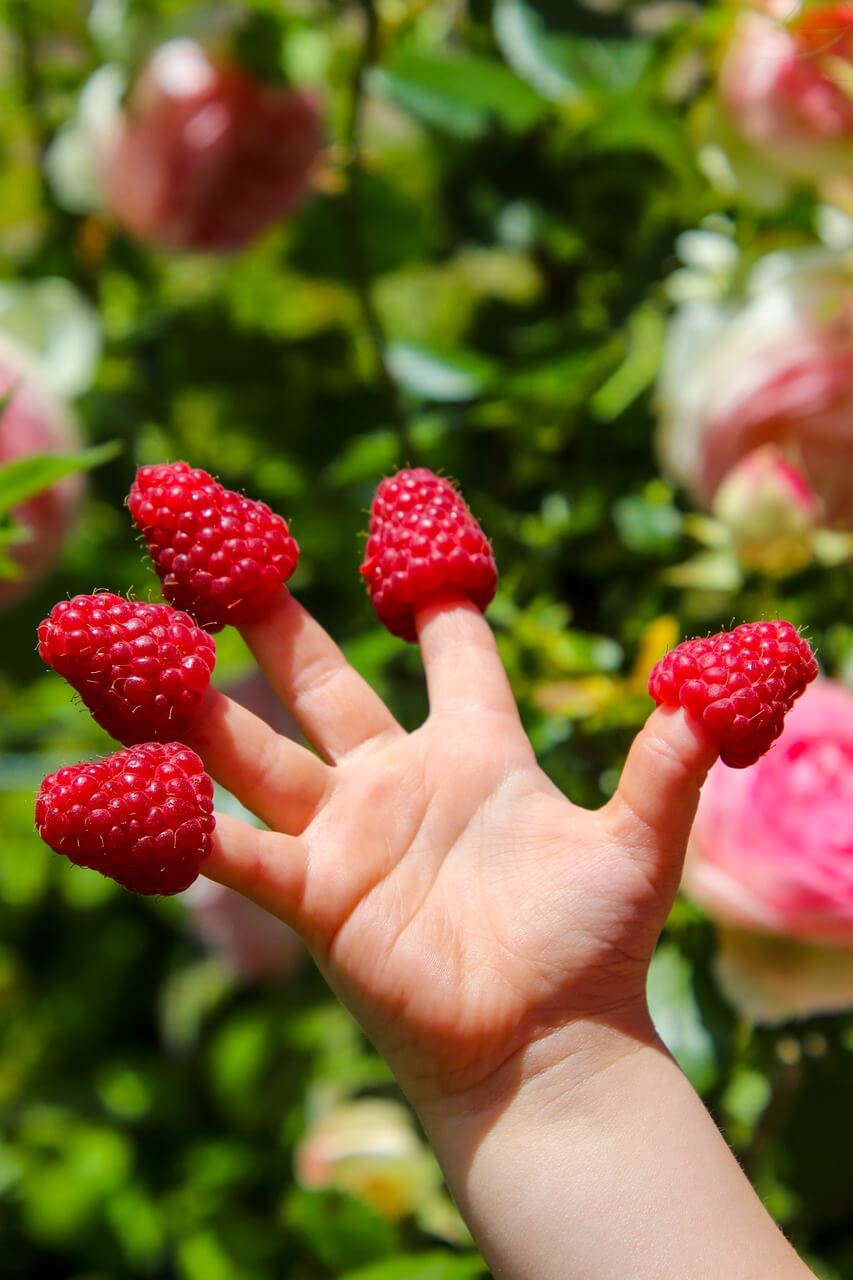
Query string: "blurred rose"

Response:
xmin=686 ymin=680 xmax=853 ymax=944
xmin=658 ymin=246 xmax=853 ymax=528
xmin=0 ymin=334 xmax=84 ymax=611
xmin=685 ymin=679 xmax=853 ymax=1020
xmin=92 ymin=39 xmax=323 ymax=253
xmin=719 ymin=3 xmax=853 ymax=184
xmin=711 ymin=445 xmax=819 ymax=575
xmin=295 ymin=1099 xmax=441 ymax=1220
xmin=181 ymin=878 xmax=304 ymax=981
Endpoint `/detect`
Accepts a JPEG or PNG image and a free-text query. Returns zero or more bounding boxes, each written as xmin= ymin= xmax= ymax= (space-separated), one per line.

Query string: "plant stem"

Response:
xmin=741 ymin=1056 xmax=802 ymax=1181
xmin=336 ymin=0 xmax=415 ymax=462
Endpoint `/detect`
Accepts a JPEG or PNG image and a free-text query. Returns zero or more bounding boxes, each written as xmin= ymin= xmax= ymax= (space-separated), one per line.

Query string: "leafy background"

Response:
xmin=1 ymin=1 xmax=853 ymax=1277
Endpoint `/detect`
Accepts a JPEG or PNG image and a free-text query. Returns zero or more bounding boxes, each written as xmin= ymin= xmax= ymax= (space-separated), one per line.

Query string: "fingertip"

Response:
xmin=606 ymin=704 xmax=720 ymax=870
xmin=644 ymin=704 xmax=721 ymax=779
xmin=414 ymin=592 xmax=489 ymax=642
xmin=415 ymin=594 xmax=517 ymax=718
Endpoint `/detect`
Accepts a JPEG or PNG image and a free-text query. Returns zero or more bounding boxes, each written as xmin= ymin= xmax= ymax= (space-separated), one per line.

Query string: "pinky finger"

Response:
xmin=203 ymin=811 xmax=308 ymax=927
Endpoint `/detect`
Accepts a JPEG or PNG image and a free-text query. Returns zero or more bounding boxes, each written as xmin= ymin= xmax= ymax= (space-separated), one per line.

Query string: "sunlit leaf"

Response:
xmin=0 ymin=442 xmax=121 ymax=518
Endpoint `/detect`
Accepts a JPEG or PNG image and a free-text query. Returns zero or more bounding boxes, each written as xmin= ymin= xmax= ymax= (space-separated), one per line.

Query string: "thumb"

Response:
xmin=605 ymin=705 xmax=720 ymax=879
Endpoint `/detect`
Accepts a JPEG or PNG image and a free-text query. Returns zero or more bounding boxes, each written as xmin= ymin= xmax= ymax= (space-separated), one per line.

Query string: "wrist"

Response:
xmin=413 ymin=1000 xmax=658 ymax=1154
xmin=413 ymin=1013 xmax=815 ymax=1280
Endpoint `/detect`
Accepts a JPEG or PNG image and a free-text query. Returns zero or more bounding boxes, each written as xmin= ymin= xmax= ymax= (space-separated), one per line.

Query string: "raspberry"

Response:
xmin=38 ymin=593 xmax=216 ymax=746
xmin=98 ymin=38 xmax=323 ymax=252
xmin=128 ymin=461 xmax=299 ymax=631
xmin=360 ymin=469 xmax=497 ymax=642
xmin=648 ymin=620 xmax=819 ymax=768
xmin=35 ymin=742 xmax=215 ymax=895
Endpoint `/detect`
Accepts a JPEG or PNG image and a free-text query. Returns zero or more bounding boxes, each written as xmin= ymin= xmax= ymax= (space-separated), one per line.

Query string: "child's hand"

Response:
xmin=190 ymin=590 xmax=817 ymax=1280
xmin=190 ymin=590 xmax=716 ymax=1113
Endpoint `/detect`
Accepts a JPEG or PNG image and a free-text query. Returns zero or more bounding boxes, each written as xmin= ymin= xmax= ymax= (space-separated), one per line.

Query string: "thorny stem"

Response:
xmin=335 ymin=0 xmax=416 ymax=462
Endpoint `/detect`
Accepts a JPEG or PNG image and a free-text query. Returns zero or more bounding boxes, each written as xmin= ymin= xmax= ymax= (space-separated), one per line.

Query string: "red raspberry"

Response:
xmin=38 ymin=593 xmax=216 ymax=746
xmin=127 ymin=461 xmax=299 ymax=631
xmin=360 ymin=468 xmax=497 ymax=642
xmin=35 ymin=742 xmax=215 ymax=895
xmin=98 ymin=38 xmax=323 ymax=252
xmin=648 ymin=620 xmax=819 ymax=768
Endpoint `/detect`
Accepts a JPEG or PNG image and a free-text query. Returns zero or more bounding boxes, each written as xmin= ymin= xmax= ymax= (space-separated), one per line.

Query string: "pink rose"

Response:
xmin=711 ymin=445 xmax=820 ymax=576
xmin=95 ymin=39 xmax=323 ymax=253
xmin=719 ymin=3 xmax=853 ymax=184
xmin=295 ymin=1099 xmax=442 ymax=1221
xmin=684 ymin=680 xmax=853 ymax=1021
xmin=657 ymin=248 xmax=853 ymax=528
xmin=0 ymin=334 xmax=83 ymax=611
xmin=686 ymin=680 xmax=853 ymax=945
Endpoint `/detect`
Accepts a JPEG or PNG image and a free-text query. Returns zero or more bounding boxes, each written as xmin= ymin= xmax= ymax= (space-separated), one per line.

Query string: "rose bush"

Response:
xmin=0 ymin=334 xmax=84 ymax=610
xmin=719 ymin=2 xmax=853 ymax=186
xmin=658 ymin=246 xmax=853 ymax=529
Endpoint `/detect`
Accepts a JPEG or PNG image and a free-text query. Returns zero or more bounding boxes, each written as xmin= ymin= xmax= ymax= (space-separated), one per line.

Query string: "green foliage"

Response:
xmin=0 ymin=1 xmax=852 ymax=1277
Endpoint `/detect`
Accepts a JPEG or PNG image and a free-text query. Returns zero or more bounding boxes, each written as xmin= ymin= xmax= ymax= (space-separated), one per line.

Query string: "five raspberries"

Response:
xmin=648 ymin=620 xmax=818 ymax=768
xmin=38 ymin=593 xmax=216 ymax=747
xmin=361 ymin=468 xmax=497 ymax=641
xmin=128 ymin=461 xmax=299 ymax=631
xmin=36 ymin=743 xmax=215 ymax=895
xmin=33 ymin=456 xmax=824 ymax=898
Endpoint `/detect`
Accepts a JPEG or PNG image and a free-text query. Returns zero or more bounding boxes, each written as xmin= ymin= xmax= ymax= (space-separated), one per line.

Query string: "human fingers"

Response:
xmin=187 ymin=687 xmax=329 ymax=832
xmin=241 ymin=590 xmax=405 ymax=762
xmin=603 ymin=705 xmax=719 ymax=880
xmin=415 ymin=596 xmax=519 ymax=721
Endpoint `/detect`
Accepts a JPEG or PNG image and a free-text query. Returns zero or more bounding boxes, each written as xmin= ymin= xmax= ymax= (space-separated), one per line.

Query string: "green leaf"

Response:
xmin=285 ymin=1187 xmax=398 ymax=1271
xmin=0 ymin=442 xmax=121 ymax=519
xmin=341 ymin=1251 xmax=488 ymax=1280
xmin=494 ymin=0 xmax=652 ymax=102
xmin=590 ymin=304 xmax=665 ymax=421
xmin=370 ymin=47 xmax=546 ymax=139
xmin=0 ymin=520 xmax=27 ymax=578
xmin=0 ymin=386 xmax=17 ymax=420
xmin=647 ymin=943 xmax=718 ymax=1095
xmin=386 ymin=343 xmax=497 ymax=403
xmin=612 ymin=489 xmax=682 ymax=557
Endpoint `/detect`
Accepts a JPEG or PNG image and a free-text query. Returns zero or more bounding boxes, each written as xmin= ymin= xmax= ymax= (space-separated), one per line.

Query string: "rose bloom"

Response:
xmin=92 ymin=39 xmax=323 ymax=253
xmin=685 ymin=680 xmax=853 ymax=946
xmin=657 ymin=246 xmax=853 ymax=529
xmin=0 ymin=334 xmax=83 ymax=610
xmin=710 ymin=445 xmax=820 ymax=576
xmin=719 ymin=2 xmax=853 ymax=183
xmin=295 ymin=1099 xmax=441 ymax=1221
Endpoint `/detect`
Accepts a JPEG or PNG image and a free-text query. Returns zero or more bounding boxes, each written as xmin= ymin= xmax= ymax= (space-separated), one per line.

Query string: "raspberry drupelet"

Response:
xmin=361 ymin=468 xmax=497 ymax=642
xmin=648 ymin=620 xmax=818 ymax=767
xmin=38 ymin=593 xmax=216 ymax=746
xmin=128 ymin=461 xmax=299 ymax=632
xmin=35 ymin=742 xmax=215 ymax=895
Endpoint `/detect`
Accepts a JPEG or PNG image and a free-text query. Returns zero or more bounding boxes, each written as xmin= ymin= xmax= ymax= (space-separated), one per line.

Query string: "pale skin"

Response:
xmin=187 ymin=589 xmax=816 ymax=1280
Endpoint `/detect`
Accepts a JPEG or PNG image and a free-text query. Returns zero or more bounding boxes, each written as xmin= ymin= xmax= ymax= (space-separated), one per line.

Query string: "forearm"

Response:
xmin=419 ymin=1021 xmax=814 ymax=1280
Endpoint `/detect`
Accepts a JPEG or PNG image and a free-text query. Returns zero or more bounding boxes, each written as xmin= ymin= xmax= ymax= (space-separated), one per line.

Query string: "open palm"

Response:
xmin=191 ymin=591 xmax=717 ymax=1109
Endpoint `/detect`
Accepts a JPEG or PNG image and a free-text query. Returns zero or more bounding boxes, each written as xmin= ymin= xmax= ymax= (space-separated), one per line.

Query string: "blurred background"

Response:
xmin=1 ymin=0 xmax=852 ymax=1276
